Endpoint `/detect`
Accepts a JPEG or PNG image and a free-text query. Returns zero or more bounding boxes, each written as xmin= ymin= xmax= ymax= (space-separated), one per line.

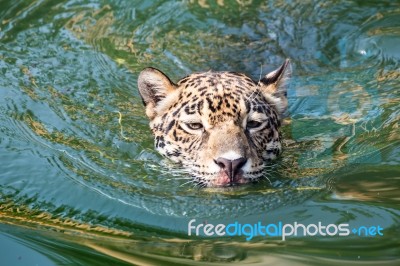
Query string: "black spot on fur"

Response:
xmin=165 ymin=120 xmax=175 ymax=134
xmin=206 ymin=98 xmax=217 ymax=113
xmin=196 ymin=99 xmax=203 ymax=113
xmin=155 ymin=136 xmax=165 ymax=148
xmin=184 ymin=105 xmax=196 ymax=115
xmin=173 ymin=129 xmax=178 ymax=141
xmin=167 ymin=150 xmax=182 ymax=157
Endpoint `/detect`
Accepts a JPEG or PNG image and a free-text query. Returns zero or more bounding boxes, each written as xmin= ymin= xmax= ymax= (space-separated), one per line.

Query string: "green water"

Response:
xmin=0 ymin=0 xmax=399 ymax=265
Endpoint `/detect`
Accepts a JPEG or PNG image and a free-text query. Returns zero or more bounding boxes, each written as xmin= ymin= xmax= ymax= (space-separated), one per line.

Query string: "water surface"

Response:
xmin=0 ymin=0 xmax=399 ymax=265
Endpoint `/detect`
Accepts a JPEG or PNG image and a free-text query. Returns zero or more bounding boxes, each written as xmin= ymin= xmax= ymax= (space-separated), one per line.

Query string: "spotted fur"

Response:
xmin=138 ymin=60 xmax=290 ymax=187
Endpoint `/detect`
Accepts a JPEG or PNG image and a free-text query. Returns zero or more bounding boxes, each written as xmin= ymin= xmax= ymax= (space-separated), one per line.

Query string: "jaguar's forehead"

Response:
xmin=173 ymin=71 xmax=270 ymax=125
xmin=177 ymin=71 xmax=257 ymax=91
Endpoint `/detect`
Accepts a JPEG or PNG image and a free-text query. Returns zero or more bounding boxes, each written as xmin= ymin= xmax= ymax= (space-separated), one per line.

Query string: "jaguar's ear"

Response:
xmin=138 ymin=67 xmax=177 ymax=120
xmin=258 ymin=59 xmax=290 ymax=116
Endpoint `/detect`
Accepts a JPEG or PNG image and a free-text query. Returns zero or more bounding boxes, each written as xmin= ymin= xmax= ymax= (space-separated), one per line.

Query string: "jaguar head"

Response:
xmin=138 ymin=60 xmax=290 ymax=187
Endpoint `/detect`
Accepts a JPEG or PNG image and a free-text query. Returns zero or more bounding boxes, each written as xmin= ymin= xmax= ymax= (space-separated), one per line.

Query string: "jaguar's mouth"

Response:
xmin=186 ymin=160 xmax=266 ymax=187
xmin=212 ymin=170 xmax=250 ymax=187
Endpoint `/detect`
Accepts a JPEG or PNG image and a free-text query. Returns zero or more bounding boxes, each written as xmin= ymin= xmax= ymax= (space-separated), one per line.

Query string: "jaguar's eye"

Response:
xmin=186 ymin=122 xmax=203 ymax=130
xmin=247 ymin=120 xmax=263 ymax=129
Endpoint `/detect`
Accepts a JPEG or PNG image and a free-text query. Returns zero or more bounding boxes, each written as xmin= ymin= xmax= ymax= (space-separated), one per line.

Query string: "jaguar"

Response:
xmin=138 ymin=59 xmax=290 ymax=187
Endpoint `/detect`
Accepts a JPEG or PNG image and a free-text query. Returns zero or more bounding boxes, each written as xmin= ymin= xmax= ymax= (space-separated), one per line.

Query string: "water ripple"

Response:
xmin=0 ymin=0 xmax=399 ymax=264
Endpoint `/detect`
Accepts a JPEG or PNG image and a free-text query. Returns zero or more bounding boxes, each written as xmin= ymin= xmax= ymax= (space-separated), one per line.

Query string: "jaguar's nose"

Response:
xmin=214 ymin=157 xmax=247 ymax=183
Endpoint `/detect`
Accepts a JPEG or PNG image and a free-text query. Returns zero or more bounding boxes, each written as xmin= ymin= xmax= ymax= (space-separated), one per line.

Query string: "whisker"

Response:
xmin=258 ymin=64 xmax=264 ymax=84
xmin=173 ymin=177 xmax=192 ymax=180
xmin=264 ymin=175 xmax=272 ymax=185
xmin=180 ymin=179 xmax=196 ymax=187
